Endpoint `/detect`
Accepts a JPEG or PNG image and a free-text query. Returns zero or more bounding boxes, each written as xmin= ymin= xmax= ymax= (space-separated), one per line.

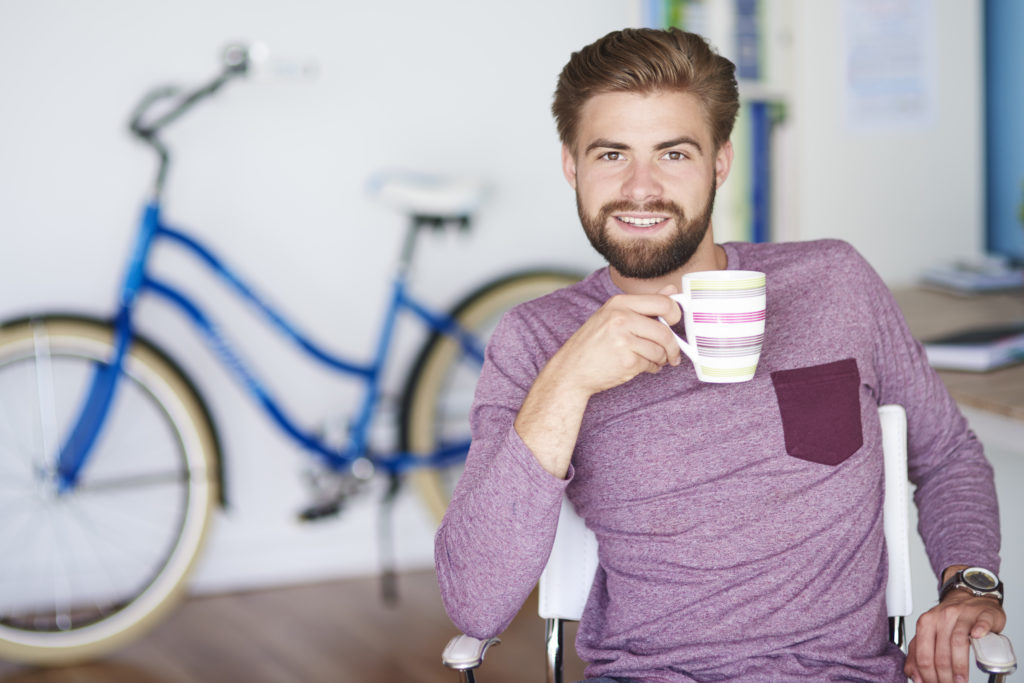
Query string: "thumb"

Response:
xmin=971 ymin=617 xmax=995 ymax=639
xmin=657 ymin=285 xmax=682 ymax=325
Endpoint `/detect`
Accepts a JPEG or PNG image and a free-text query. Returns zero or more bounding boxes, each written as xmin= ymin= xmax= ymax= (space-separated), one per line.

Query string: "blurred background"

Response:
xmin=0 ymin=0 xmax=1019 ymax=601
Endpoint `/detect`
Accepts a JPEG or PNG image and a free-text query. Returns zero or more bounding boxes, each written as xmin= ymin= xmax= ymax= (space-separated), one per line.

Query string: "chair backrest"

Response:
xmin=538 ymin=494 xmax=599 ymax=620
xmin=879 ymin=404 xmax=913 ymax=619
xmin=538 ymin=404 xmax=912 ymax=622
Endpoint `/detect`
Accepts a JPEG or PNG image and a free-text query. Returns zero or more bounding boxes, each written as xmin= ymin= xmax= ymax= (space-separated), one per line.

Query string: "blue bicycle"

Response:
xmin=0 ymin=44 xmax=577 ymax=665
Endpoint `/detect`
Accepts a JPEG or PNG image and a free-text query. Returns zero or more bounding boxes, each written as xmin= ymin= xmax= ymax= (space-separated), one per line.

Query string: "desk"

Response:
xmin=892 ymin=287 xmax=1024 ymax=421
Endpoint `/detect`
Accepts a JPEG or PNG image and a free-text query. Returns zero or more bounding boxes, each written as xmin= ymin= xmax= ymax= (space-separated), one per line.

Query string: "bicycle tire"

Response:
xmin=400 ymin=270 xmax=580 ymax=522
xmin=0 ymin=316 xmax=219 ymax=665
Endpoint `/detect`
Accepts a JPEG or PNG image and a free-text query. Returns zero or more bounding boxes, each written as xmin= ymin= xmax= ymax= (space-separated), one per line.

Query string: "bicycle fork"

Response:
xmin=54 ymin=203 xmax=161 ymax=491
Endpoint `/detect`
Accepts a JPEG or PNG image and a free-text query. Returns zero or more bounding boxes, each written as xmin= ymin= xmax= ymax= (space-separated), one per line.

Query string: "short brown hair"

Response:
xmin=552 ymin=27 xmax=739 ymax=154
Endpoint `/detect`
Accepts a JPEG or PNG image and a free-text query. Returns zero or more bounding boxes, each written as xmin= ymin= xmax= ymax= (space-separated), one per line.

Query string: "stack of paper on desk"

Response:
xmin=921 ymin=258 xmax=1024 ymax=294
xmin=923 ymin=323 xmax=1024 ymax=372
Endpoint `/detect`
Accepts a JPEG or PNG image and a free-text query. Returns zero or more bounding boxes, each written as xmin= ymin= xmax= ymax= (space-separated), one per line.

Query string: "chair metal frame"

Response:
xmin=443 ymin=405 xmax=1017 ymax=682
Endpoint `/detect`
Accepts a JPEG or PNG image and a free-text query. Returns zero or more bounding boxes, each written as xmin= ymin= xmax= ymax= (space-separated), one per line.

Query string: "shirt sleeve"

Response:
xmin=855 ymin=247 xmax=1001 ymax=581
xmin=434 ymin=308 xmax=571 ymax=638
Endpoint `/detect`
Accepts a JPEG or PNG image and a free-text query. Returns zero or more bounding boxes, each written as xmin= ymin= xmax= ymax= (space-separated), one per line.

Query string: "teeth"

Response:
xmin=618 ymin=216 xmax=664 ymax=227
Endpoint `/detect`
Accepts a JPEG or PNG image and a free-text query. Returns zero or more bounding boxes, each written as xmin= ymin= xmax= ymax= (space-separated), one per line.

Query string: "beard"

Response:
xmin=576 ymin=182 xmax=716 ymax=279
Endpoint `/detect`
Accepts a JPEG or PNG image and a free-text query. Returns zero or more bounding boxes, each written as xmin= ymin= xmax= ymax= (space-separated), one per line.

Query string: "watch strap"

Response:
xmin=939 ymin=568 xmax=1004 ymax=605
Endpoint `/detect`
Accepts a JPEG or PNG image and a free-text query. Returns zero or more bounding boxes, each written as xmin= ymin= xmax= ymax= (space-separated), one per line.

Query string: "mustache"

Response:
xmin=597 ymin=199 xmax=687 ymax=220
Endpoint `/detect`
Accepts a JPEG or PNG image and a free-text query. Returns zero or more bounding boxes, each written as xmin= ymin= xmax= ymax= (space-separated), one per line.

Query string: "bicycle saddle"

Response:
xmin=368 ymin=171 xmax=488 ymax=220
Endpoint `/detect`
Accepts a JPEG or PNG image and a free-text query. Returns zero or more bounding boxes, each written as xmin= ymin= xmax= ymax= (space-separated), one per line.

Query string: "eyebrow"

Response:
xmin=584 ymin=136 xmax=704 ymax=155
xmin=584 ymin=138 xmax=629 ymax=154
xmin=656 ymin=136 xmax=703 ymax=154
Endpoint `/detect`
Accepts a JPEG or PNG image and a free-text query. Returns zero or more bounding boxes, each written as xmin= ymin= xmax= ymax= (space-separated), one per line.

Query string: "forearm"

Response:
xmin=865 ymin=264 xmax=1001 ymax=577
xmin=512 ymin=290 xmax=682 ymax=478
xmin=514 ymin=359 xmax=592 ymax=479
xmin=910 ymin=423 xmax=1000 ymax=578
xmin=435 ymin=428 xmax=567 ymax=637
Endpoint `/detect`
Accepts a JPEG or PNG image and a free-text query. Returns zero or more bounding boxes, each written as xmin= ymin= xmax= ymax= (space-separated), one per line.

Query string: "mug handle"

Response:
xmin=657 ymin=315 xmax=700 ymax=364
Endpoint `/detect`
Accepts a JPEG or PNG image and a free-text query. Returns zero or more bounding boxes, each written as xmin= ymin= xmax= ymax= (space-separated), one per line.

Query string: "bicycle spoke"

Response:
xmin=58 ymin=498 xmax=156 ymax=628
xmin=45 ymin=505 xmax=81 ymax=631
xmin=1 ymin=480 xmax=184 ymax=626
xmin=73 ymin=484 xmax=185 ymax=550
xmin=0 ymin=496 xmax=53 ymax=620
xmin=76 ymin=470 xmax=189 ymax=495
xmin=0 ymin=497 xmax=83 ymax=631
xmin=31 ymin=322 xmax=61 ymax=479
xmin=0 ymin=362 xmax=42 ymax=479
xmin=0 ymin=474 xmax=186 ymax=633
xmin=0 ymin=318 xmax=216 ymax=661
xmin=0 ymin=442 xmax=35 ymax=493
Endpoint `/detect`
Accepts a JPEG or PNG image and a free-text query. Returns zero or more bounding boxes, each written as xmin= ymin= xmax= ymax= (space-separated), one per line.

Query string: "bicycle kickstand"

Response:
xmin=377 ymin=473 xmax=403 ymax=605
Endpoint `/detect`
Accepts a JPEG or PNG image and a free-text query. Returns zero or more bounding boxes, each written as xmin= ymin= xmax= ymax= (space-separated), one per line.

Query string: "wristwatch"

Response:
xmin=939 ymin=566 xmax=1004 ymax=605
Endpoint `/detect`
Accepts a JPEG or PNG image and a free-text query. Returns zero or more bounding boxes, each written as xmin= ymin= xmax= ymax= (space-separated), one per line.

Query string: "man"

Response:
xmin=435 ymin=27 xmax=1004 ymax=683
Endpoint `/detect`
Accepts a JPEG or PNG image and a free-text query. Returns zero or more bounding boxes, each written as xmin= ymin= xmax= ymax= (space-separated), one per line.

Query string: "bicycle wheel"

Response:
xmin=0 ymin=316 xmax=219 ymax=665
xmin=400 ymin=270 xmax=580 ymax=522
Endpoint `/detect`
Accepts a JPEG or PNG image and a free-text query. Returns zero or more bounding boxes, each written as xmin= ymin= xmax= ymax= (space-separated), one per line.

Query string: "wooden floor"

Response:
xmin=0 ymin=570 xmax=585 ymax=683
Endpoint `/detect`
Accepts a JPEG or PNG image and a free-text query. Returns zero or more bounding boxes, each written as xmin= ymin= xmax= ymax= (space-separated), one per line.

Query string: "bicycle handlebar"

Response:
xmin=130 ymin=43 xmax=252 ymax=198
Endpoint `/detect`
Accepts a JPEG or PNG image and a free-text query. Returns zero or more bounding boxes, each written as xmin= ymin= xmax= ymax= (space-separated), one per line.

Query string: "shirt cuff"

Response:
xmin=500 ymin=425 xmax=574 ymax=492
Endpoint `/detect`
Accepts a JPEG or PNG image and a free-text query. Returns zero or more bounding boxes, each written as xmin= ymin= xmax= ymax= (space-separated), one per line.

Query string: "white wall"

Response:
xmin=0 ymin=0 xmax=630 ymax=592
xmin=783 ymin=0 xmax=984 ymax=284
xmin=0 ymin=0 xmax=992 ymax=593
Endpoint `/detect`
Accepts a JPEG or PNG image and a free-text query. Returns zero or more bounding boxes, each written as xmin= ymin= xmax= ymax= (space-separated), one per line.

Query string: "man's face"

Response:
xmin=562 ymin=90 xmax=732 ymax=279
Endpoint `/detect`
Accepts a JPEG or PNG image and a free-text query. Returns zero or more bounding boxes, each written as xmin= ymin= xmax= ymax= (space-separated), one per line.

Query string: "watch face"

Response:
xmin=964 ymin=567 xmax=998 ymax=590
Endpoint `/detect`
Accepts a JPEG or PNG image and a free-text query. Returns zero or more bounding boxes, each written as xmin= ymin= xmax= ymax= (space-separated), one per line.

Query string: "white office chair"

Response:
xmin=442 ymin=405 xmax=1017 ymax=682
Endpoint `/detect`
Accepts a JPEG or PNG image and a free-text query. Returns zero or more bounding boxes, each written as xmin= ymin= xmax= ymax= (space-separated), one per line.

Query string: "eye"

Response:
xmin=600 ymin=151 xmax=623 ymax=161
xmin=663 ymin=150 xmax=687 ymax=161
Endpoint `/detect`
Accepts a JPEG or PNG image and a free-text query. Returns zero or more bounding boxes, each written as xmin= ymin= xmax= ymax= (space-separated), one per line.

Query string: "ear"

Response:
xmin=714 ymin=140 xmax=734 ymax=188
xmin=561 ymin=144 xmax=578 ymax=190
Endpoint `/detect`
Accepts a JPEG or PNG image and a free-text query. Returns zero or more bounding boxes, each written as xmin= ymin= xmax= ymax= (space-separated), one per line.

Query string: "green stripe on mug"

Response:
xmin=690 ymin=276 xmax=765 ymax=291
xmin=699 ymin=365 xmax=758 ymax=378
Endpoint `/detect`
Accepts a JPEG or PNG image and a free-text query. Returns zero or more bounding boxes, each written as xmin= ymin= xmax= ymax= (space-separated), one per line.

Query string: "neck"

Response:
xmin=608 ymin=229 xmax=728 ymax=295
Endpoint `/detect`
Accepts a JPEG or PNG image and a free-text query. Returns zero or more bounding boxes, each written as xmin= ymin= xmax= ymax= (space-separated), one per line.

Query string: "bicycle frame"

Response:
xmin=56 ymin=199 xmax=486 ymax=491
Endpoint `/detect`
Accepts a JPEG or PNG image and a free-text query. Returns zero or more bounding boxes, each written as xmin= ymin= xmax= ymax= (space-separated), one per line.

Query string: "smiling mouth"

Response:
xmin=615 ymin=215 xmax=669 ymax=229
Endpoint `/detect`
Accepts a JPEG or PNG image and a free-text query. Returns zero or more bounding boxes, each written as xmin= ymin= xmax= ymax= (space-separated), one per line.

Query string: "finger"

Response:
xmin=906 ymin=636 xmax=929 ymax=683
xmin=969 ymin=604 xmax=1002 ymax=638
xmin=911 ymin=621 xmax=939 ymax=683
xmin=655 ymin=285 xmax=683 ymax=324
xmin=933 ymin=621 xmax=956 ymax=683
xmin=630 ymin=334 xmax=674 ymax=372
xmin=950 ymin=622 xmax=974 ymax=683
xmin=609 ymin=293 xmax=681 ymax=323
xmin=635 ymin=315 xmax=682 ymax=366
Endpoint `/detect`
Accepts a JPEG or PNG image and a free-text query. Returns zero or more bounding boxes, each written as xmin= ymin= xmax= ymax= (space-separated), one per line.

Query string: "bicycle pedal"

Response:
xmin=298 ymin=499 xmax=344 ymax=522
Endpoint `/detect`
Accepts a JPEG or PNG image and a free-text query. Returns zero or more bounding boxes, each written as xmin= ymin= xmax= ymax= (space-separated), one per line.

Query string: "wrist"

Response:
xmin=942 ymin=565 xmax=969 ymax=585
xmin=536 ymin=347 xmax=602 ymax=402
xmin=939 ymin=566 xmax=1004 ymax=606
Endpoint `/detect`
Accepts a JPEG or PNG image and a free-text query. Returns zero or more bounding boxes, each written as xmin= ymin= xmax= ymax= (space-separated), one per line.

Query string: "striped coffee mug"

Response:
xmin=664 ymin=270 xmax=766 ymax=383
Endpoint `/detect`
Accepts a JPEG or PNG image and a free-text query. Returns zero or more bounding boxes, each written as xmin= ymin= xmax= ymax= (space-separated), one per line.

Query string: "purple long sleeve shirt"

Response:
xmin=435 ymin=240 xmax=1001 ymax=682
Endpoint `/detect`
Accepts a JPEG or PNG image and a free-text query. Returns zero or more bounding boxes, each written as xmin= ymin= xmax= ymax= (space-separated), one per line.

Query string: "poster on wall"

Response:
xmin=842 ymin=0 xmax=937 ymax=132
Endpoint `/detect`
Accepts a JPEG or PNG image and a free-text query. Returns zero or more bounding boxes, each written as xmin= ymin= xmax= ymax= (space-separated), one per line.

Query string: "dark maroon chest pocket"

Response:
xmin=770 ymin=358 xmax=864 ymax=466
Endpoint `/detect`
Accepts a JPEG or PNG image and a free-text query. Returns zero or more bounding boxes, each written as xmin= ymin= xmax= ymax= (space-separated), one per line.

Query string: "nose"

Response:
xmin=621 ymin=159 xmax=663 ymax=203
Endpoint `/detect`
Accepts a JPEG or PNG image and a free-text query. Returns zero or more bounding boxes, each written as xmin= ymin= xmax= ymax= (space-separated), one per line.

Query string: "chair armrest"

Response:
xmin=442 ymin=634 xmax=501 ymax=671
xmin=972 ymin=632 xmax=1017 ymax=676
xmin=539 ymin=495 xmax=599 ymax=620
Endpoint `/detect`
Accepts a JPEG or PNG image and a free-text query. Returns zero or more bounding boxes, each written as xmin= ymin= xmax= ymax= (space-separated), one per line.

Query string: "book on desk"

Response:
xmin=923 ymin=323 xmax=1024 ymax=372
xmin=921 ymin=257 xmax=1024 ymax=295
